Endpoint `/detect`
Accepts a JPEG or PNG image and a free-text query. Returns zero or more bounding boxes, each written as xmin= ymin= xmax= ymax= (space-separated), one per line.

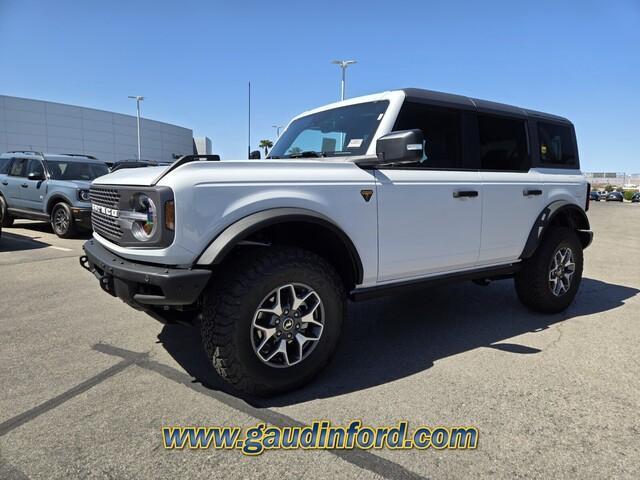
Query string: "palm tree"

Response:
xmin=259 ymin=139 xmax=273 ymax=157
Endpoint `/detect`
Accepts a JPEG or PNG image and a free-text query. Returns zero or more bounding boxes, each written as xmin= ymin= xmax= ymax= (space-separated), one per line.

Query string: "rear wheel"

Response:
xmin=51 ymin=202 xmax=76 ymax=238
xmin=0 ymin=196 xmax=14 ymax=227
xmin=200 ymin=246 xmax=345 ymax=396
xmin=515 ymin=227 xmax=583 ymax=313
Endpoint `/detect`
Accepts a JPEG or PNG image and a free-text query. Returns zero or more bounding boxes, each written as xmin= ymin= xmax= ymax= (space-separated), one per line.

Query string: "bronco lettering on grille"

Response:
xmin=92 ymin=203 xmax=119 ymax=218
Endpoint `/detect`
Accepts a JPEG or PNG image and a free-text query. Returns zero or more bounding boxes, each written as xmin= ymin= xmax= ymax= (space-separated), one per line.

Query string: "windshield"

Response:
xmin=46 ymin=160 xmax=109 ymax=181
xmin=268 ymin=101 xmax=389 ymax=159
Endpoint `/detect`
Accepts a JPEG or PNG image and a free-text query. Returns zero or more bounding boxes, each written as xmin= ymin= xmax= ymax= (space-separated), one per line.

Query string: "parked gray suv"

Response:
xmin=0 ymin=151 xmax=109 ymax=237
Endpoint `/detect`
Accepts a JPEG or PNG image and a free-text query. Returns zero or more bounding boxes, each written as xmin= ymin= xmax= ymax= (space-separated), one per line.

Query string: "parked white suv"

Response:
xmin=80 ymin=89 xmax=593 ymax=395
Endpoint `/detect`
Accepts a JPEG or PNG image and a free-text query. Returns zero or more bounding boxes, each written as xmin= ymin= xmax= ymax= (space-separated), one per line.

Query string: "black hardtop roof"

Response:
xmin=401 ymin=88 xmax=571 ymax=124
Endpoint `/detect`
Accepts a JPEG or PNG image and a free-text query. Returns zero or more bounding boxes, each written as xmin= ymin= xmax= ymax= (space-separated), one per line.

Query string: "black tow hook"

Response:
xmin=79 ymin=255 xmax=92 ymax=272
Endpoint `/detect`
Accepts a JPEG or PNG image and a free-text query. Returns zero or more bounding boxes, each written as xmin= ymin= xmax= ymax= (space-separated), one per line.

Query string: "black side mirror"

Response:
xmin=376 ymin=129 xmax=424 ymax=164
xmin=27 ymin=172 xmax=45 ymax=181
xmin=249 ymin=150 xmax=261 ymax=159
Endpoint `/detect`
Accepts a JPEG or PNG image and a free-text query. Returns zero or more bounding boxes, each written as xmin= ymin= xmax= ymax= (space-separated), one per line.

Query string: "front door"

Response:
xmin=21 ymin=159 xmax=47 ymax=211
xmin=376 ymin=169 xmax=482 ymax=281
xmin=375 ymin=102 xmax=482 ymax=282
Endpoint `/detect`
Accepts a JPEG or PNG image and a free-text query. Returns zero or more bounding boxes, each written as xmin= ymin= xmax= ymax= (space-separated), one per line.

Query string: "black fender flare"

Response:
xmin=520 ymin=201 xmax=592 ymax=259
xmin=195 ymin=207 xmax=364 ymax=285
xmin=46 ymin=194 xmax=74 ymax=215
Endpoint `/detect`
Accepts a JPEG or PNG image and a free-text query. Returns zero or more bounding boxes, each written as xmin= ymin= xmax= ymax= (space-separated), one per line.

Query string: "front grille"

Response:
xmin=90 ymin=186 xmax=122 ymax=243
xmin=89 ymin=187 xmax=120 ymax=208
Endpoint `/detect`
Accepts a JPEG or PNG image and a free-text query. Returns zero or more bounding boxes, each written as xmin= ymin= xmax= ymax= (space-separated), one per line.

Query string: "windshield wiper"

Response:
xmin=288 ymin=150 xmax=324 ymax=158
xmin=323 ymin=151 xmax=353 ymax=157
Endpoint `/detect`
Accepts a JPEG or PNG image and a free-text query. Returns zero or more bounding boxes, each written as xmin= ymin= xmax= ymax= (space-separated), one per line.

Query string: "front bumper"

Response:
xmin=80 ymin=239 xmax=211 ymax=308
xmin=71 ymin=207 xmax=92 ymax=228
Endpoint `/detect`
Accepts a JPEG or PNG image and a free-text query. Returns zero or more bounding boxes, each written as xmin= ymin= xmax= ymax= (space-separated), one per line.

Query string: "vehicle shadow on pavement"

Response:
xmin=5 ymin=221 xmax=92 ymax=239
xmin=157 ymin=277 xmax=639 ymax=405
xmin=0 ymin=230 xmax=51 ymax=252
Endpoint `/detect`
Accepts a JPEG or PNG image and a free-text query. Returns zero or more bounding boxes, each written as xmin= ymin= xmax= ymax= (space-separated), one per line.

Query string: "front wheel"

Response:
xmin=200 ymin=246 xmax=345 ymax=396
xmin=0 ymin=196 xmax=14 ymax=227
xmin=515 ymin=227 xmax=584 ymax=313
xmin=51 ymin=203 xmax=76 ymax=238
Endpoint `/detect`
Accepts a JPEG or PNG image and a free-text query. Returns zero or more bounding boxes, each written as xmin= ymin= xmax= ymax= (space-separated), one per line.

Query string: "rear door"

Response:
xmin=3 ymin=158 xmax=28 ymax=210
xmin=476 ymin=114 xmax=545 ymax=265
xmin=376 ymin=103 xmax=482 ymax=282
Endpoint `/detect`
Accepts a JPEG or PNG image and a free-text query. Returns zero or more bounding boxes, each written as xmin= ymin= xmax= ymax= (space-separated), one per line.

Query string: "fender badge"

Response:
xmin=360 ymin=189 xmax=373 ymax=202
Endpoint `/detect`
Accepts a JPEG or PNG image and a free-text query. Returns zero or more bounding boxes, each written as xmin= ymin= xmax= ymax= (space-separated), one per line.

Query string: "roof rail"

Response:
xmin=7 ymin=150 xmax=45 ymax=159
xmin=60 ymin=153 xmax=98 ymax=159
xmin=151 ymin=154 xmax=220 ymax=186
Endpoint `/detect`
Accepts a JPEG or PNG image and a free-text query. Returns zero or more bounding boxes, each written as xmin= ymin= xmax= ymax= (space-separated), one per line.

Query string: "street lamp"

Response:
xmin=331 ymin=60 xmax=356 ymax=101
xmin=272 ymin=124 xmax=284 ymax=137
xmin=128 ymin=95 xmax=144 ymax=160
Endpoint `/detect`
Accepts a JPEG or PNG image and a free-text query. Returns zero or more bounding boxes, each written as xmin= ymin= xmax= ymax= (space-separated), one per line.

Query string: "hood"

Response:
xmin=91 ymin=158 xmax=361 ymax=187
xmin=92 ymin=165 xmax=169 ymax=186
xmin=54 ymin=179 xmax=93 ymax=189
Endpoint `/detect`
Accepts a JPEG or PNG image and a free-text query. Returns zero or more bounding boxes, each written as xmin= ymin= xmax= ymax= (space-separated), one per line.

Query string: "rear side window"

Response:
xmin=537 ymin=122 xmax=577 ymax=166
xmin=393 ymin=102 xmax=462 ymax=169
xmin=0 ymin=158 xmax=11 ymax=174
xmin=478 ymin=115 xmax=529 ymax=171
xmin=8 ymin=158 xmax=28 ymax=177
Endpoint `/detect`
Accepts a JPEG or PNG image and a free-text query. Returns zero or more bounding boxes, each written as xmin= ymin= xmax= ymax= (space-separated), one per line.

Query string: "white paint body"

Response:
xmin=92 ymin=91 xmax=588 ymax=289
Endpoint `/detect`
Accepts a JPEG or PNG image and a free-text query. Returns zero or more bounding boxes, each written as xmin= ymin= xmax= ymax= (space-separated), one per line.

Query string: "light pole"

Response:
xmin=272 ymin=124 xmax=283 ymax=137
xmin=128 ymin=95 xmax=144 ymax=160
xmin=331 ymin=60 xmax=356 ymax=101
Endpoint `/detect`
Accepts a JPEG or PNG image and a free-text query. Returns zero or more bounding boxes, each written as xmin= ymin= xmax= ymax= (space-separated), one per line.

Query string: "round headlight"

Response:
xmin=131 ymin=193 xmax=157 ymax=242
xmin=79 ymin=189 xmax=91 ymax=201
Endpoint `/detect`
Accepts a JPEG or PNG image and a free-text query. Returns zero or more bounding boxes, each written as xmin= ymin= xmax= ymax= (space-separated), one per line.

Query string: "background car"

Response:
xmin=605 ymin=191 xmax=624 ymax=202
xmin=631 ymin=192 xmax=640 ymax=203
xmin=589 ymin=191 xmax=601 ymax=201
xmin=0 ymin=151 xmax=109 ymax=237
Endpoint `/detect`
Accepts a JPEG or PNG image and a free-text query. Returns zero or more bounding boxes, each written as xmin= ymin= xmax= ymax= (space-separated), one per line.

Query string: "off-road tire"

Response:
xmin=200 ymin=246 xmax=345 ymax=396
xmin=515 ymin=227 xmax=583 ymax=313
xmin=0 ymin=196 xmax=14 ymax=227
xmin=51 ymin=202 xmax=76 ymax=238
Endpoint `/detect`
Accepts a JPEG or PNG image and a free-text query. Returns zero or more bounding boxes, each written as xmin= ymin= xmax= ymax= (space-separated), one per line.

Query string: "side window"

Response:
xmin=393 ymin=102 xmax=462 ymax=169
xmin=537 ymin=122 xmax=577 ymax=166
xmin=8 ymin=158 xmax=28 ymax=177
xmin=478 ymin=115 xmax=529 ymax=171
xmin=27 ymin=159 xmax=45 ymax=177
xmin=0 ymin=158 xmax=11 ymax=174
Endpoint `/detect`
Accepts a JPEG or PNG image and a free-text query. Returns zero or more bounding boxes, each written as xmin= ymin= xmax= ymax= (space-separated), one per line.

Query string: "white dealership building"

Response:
xmin=0 ymin=95 xmax=211 ymax=163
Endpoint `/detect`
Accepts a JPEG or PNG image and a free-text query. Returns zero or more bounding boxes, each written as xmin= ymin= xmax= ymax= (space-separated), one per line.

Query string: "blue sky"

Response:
xmin=0 ymin=0 xmax=638 ymax=171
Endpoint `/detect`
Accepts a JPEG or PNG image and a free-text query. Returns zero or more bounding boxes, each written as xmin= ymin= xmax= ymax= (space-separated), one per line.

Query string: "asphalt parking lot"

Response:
xmin=1 ymin=202 xmax=638 ymax=479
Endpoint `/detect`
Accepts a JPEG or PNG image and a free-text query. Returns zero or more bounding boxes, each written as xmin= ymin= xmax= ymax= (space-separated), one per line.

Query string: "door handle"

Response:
xmin=453 ymin=190 xmax=479 ymax=198
xmin=1 ymin=181 xmax=7 ymax=185
xmin=21 ymin=183 xmax=29 ymax=188
xmin=523 ymin=189 xmax=542 ymax=196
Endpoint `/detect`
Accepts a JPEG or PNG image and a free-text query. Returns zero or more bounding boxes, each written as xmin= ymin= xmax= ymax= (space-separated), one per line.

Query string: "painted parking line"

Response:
xmin=48 ymin=246 xmax=73 ymax=252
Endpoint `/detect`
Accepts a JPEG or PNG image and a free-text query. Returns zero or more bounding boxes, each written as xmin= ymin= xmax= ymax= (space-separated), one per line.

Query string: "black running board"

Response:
xmin=350 ymin=263 xmax=520 ymax=301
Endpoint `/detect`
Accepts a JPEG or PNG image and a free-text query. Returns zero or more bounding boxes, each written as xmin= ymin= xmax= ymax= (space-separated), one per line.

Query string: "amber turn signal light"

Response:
xmin=165 ymin=200 xmax=175 ymax=231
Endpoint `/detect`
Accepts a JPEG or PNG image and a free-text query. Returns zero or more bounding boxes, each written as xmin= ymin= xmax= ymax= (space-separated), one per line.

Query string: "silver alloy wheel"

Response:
xmin=251 ymin=283 xmax=324 ymax=368
xmin=548 ymin=247 xmax=575 ymax=297
xmin=53 ymin=207 xmax=69 ymax=234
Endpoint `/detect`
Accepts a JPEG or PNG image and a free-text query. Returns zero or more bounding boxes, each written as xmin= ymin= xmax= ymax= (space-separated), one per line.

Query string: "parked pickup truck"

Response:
xmin=80 ymin=88 xmax=593 ymax=395
xmin=0 ymin=152 xmax=109 ymax=237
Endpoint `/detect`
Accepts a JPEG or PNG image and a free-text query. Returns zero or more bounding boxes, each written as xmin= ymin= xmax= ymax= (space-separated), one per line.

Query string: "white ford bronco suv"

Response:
xmin=80 ymin=88 xmax=593 ymax=396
